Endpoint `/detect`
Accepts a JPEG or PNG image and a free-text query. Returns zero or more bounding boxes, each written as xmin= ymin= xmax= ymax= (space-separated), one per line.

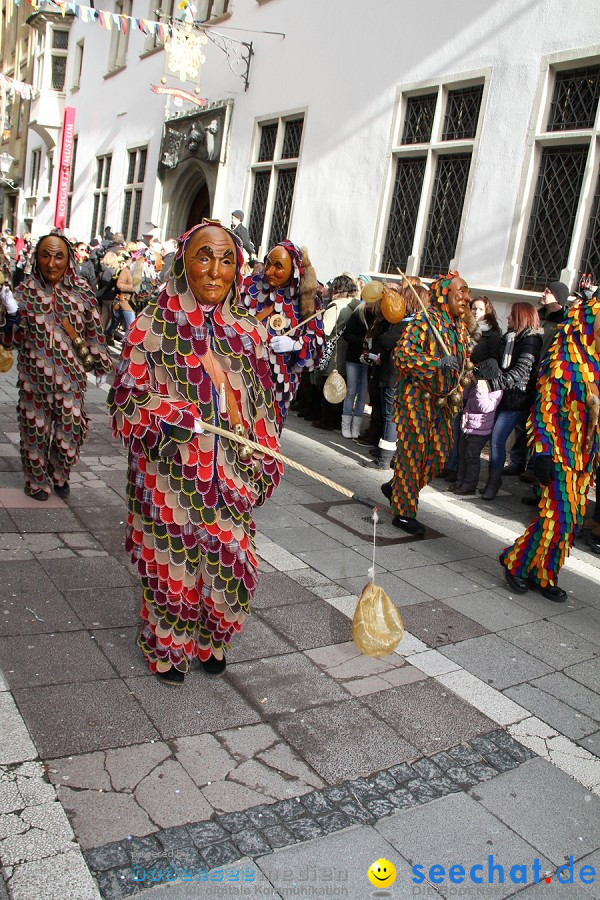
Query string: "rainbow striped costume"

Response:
xmin=501 ymin=295 xmax=600 ymax=586
xmin=391 ymin=275 xmax=470 ymax=519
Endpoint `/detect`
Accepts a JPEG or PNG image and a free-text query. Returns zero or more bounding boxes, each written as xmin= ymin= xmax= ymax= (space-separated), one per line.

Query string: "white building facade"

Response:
xmin=17 ymin=0 xmax=600 ymax=302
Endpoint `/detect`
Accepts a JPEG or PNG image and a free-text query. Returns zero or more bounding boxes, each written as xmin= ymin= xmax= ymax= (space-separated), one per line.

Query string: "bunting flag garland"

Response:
xmin=0 ymin=73 xmax=35 ymax=101
xmin=23 ymin=0 xmax=193 ymax=39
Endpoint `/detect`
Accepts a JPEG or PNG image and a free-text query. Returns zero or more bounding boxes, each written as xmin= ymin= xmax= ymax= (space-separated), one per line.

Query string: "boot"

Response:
xmin=312 ymin=400 xmax=336 ymax=431
xmin=480 ymin=467 xmax=502 ymax=501
xmin=362 ymin=439 xmax=395 ymax=470
xmin=351 ymin=416 xmax=363 ymax=439
xmin=341 ymin=414 xmax=353 ymax=438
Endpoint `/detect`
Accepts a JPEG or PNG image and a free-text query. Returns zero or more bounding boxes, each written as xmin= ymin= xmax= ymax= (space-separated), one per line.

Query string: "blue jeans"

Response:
xmin=342 ymin=362 xmax=368 ymax=417
xmin=381 ymin=384 xmax=398 ymax=444
xmin=489 ymin=410 xmax=522 ymax=471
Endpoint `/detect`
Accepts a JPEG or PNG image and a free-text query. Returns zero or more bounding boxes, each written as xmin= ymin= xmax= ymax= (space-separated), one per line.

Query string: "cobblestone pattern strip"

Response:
xmin=84 ymin=729 xmax=535 ymax=899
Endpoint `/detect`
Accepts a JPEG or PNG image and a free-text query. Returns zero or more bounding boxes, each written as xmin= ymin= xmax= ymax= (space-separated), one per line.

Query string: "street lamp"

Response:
xmin=0 ymin=151 xmax=16 ymax=188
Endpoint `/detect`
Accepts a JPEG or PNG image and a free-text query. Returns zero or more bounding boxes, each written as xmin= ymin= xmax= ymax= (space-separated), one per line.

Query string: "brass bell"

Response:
xmin=436 ymin=397 xmax=447 ymax=408
xmin=448 ymin=390 xmax=461 ymax=405
xmin=422 ymin=392 xmax=431 ymax=401
xmin=460 ymin=376 xmax=472 ymax=388
xmin=73 ymin=336 xmax=83 ymax=350
xmin=233 ymin=424 xmax=253 ymax=462
xmin=465 ymin=360 xmax=474 ymax=372
xmin=82 ymin=354 xmax=95 ymax=372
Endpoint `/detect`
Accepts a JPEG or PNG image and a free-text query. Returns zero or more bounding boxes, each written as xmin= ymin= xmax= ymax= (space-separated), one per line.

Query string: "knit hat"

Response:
xmin=232 ymin=209 xmax=244 ymax=221
xmin=358 ymin=274 xmax=372 ymax=284
xmin=546 ymin=281 xmax=569 ymax=307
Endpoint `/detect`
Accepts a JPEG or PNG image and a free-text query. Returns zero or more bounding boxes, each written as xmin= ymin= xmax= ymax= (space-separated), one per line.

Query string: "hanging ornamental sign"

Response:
xmin=164 ymin=25 xmax=208 ymax=83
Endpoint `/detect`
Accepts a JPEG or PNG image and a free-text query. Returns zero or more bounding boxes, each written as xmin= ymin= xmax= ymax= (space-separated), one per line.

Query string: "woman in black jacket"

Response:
xmin=477 ymin=302 xmax=542 ymax=500
xmin=340 ymin=301 xmax=375 ymax=438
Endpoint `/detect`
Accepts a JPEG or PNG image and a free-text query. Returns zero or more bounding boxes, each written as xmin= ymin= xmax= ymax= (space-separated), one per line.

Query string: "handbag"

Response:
xmin=316 ymin=333 xmax=340 ymax=372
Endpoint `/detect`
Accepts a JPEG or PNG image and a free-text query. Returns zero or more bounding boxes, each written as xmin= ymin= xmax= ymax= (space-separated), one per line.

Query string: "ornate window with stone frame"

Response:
xmin=122 ymin=147 xmax=148 ymax=241
xmin=247 ymin=113 xmax=305 ymax=257
xmin=107 ymin=0 xmax=132 ymax=73
xmin=511 ymin=54 xmax=600 ymax=291
xmin=378 ymin=75 xmax=487 ymax=277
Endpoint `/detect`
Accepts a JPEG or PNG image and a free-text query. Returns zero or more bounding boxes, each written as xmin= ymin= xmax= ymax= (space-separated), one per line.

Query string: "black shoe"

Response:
xmin=455 ymin=485 xmax=477 ymax=495
xmin=362 ymin=457 xmax=387 ymax=469
xmin=392 ymin=515 xmax=425 ymax=536
xmin=499 ymin=556 xmax=529 ymax=594
xmin=527 ymin=579 xmax=567 ymax=602
xmin=444 ymin=470 xmax=458 ymax=483
xmin=312 ymin=420 xmax=334 ymax=431
xmin=381 ymin=480 xmax=392 ymax=501
xmin=201 ymin=655 xmax=227 ymax=676
xmin=503 ymin=464 xmax=524 ymax=476
xmin=156 ymin=667 xmax=185 ymax=685
xmin=521 ymin=495 xmax=540 ymax=507
xmin=53 ymin=482 xmax=70 ymax=498
xmin=24 ymin=484 xmax=49 ymax=502
xmin=519 ymin=470 xmax=538 ymax=485
xmin=584 ymin=530 xmax=600 ymax=555
xmin=355 ymin=434 xmax=377 ymax=446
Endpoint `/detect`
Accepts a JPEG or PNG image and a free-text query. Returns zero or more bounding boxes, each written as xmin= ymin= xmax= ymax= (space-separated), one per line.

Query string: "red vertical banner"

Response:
xmin=54 ymin=106 xmax=76 ymax=231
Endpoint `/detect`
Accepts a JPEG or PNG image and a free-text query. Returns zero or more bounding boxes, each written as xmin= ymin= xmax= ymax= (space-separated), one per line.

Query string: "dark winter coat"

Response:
xmin=538 ymin=306 xmax=566 ymax=363
xmin=490 ymin=328 xmax=542 ymax=412
xmin=341 ymin=307 xmax=369 ymax=364
xmin=374 ymin=318 xmax=411 ymax=387
xmin=470 ymin=325 xmax=502 ymax=365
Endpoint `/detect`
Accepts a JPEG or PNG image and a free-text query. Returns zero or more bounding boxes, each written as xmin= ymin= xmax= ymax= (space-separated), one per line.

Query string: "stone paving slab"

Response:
xmin=440 ymin=634 xmax=554 ymax=690
xmin=63 ymin=587 xmax=139 ymax=630
xmin=0 ymin=631 xmax=117 ymax=689
xmin=399 ymin=599 xmax=489 ymax=647
xmin=256 ymin=601 xmax=352 ymax=652
xmin=504 ymin=682 xmax=599 ymax=741
xmin=0 ymin=591 xmax=83 ymax=638
xmin=376 ymin=791 xmax=553 ymax=899
xmin=474 ymin=757 xmax=600 ymax=865
xmin=251 ymin=572 xmax=322 ymax=609
xmin=499 ymin=620 xmax=598 ymax=670
xmin=12 ymin=681 xmax=159 ymax=757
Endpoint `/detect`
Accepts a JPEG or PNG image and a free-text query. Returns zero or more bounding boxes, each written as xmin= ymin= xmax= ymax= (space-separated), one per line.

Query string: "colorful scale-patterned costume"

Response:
xmin=501 ymin=294 xmax=600 ymax=587
xmin=391 ymin=274 xmax=470 ymax=519
xmin=241 ymin=241 xmax=324 ymax=430
xmin=1 ymin=247 xmax=112 ymax=496
xmin=108 ymin=223 xmax=282 ymax=674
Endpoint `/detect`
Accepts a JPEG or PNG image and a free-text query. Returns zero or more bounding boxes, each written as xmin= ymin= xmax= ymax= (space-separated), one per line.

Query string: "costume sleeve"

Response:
xmin=107 ymin=338 xmax=198 ymax=452
xmin=291 ymin=310 xmax=325 ymax=373
xmin=1 ymin=310 xmax=25 ymax=349
xmin=394 ymin=313 xmax=440 ymax=380
xmin=82 ymin=296 xmax=113 ymax=376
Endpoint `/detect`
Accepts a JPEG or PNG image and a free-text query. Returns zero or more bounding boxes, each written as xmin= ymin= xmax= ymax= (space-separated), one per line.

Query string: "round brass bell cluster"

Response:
xmin=233 ymin=423 xmax=254 ymax=462
xmin=72 ymin=336 xmax=95 ymax=372
xmin=425 ymin=359 xmax=474 ymax=409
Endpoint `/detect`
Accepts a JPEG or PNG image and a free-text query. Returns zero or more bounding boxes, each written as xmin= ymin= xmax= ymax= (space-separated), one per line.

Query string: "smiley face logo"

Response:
xmin=367 ymin=858 xmax=396 ymax=889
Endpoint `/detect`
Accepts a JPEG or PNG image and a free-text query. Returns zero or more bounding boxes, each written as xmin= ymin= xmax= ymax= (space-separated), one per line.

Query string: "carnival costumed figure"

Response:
xmin=0 ymin=234 xmax=112 ymax=501
xmin=500 ymin=291 xmax=600 ymax=602
xmin=390 ymin=273 xmax=471 ymax=535
xmin=241 ymin=241 xmax=324 ymax=430
xmin=108 ymin=223 xmax=282 ymax=685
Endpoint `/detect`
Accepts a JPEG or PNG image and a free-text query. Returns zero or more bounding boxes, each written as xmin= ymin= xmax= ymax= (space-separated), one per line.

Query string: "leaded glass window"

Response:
xmin=420 ymin=154 xmax=472 ymax=277
xmin=382 ymin=157 xmax=427 ymax=273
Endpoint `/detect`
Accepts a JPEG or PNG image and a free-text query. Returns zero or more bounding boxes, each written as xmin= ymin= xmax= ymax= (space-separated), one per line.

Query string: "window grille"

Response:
xmin=382 ymin=157 xmax=427 ymax=273
xmin=122 ymin=147 xmax=147 ymax=240
xmin=519 ymin=145 xmax=588 ymax=290
xmin=548 ymin=65 xmax=600 ymax=132
xmin=402 ymin=94 xmax=436 ymax=145
xmin=248 ymin=170 xmax=270 ymax=253
xmin=51 ymin=56 xmax=66 ymax=90
xmin=281 ymin=118 xmax=303 ymax=159
xmin=52 ymin=30 xmax=69 ymax=50
xmin=420 ymin=153 xmax=472 ymax=277
xmin=257 ymin=123 xmax=277 ymax=162
xmin=442 ymin=85 xmax=483 ymax=140
xmin=581 ymin=174 xmax=600 ymax=281
xmin=91 ymin=154 xmax=112 ymax=240
xmin=268 ymin=169 xmax=296 ymax=247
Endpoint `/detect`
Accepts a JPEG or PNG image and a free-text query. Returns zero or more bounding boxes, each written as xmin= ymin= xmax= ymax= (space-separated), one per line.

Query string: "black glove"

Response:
xmin=476 ymin=357 xmax=500 ymax=382
xmin=437 ymin=355 xmax=459 ymax=372
xmin=532 ymin=454 xmax=553 ymax=486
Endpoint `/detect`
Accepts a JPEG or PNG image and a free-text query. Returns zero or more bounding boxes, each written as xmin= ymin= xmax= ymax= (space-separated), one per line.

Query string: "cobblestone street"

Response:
xmin=1 ymin=376 xmax=600 ymax=899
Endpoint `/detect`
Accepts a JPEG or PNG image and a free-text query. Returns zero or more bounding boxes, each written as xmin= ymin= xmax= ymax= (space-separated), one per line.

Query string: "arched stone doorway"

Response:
xmin=186 ymin=181 xmax=210 ymax=231
xmin=160 ymin=159 xmax=217 ymax=239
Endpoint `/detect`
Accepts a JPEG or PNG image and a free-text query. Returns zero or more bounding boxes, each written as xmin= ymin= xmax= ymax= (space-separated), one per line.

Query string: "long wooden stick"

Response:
xmin=396 ymin=267 xmax=450 ymax=356
xmin=280 ymin=309 xmax=323 ymax=337
xmin=199 ymin=419 xmax=354 ymax=499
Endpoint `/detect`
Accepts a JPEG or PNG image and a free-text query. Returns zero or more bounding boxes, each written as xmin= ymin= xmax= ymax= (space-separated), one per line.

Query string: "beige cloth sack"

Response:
xmin=0 ymin=346 xmax=14 ymax=373
xmin=323 ymin=368 xmax=347 ymax=404
xmin=352 ymin=581 xmax=404 ymax=658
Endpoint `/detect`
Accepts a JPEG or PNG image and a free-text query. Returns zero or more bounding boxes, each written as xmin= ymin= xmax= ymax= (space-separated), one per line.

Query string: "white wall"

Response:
xmin=24 ymin=0 xmax=600 ymax=296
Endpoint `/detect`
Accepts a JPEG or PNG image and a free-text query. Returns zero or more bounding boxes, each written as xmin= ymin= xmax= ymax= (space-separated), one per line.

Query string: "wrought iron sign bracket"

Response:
xmin=202 ymin=29 xmax=254 ymax=91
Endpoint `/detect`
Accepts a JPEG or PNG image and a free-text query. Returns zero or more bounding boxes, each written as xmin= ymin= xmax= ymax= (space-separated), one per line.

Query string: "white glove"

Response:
xmin=270 ymin=335 xmax=302 ymax=353
xmin=193 ymin=418 xmax=204 ymax=434
xmin=1 ymin=291 xmax=18 ymax=314
xmin=95 ymin=374 xmax=108 ymax=387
